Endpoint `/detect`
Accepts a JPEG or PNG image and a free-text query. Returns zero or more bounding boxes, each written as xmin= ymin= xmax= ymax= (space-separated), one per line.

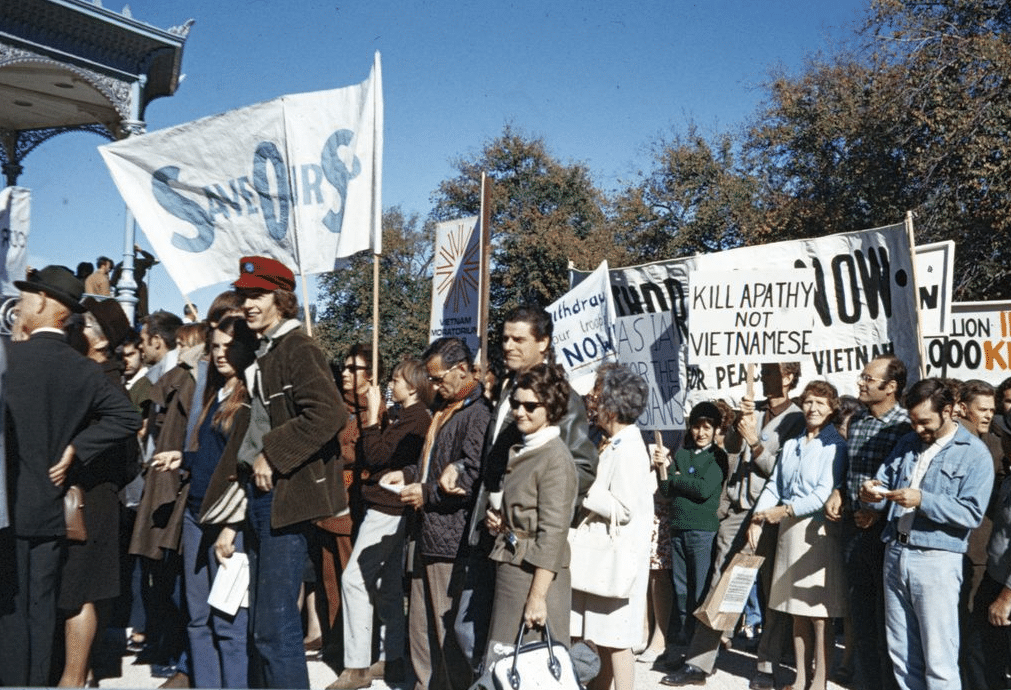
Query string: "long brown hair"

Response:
xmin=194 ymin=316 xmax=258 ymax=438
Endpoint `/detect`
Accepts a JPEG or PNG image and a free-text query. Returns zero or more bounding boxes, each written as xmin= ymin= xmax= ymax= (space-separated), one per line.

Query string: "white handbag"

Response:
xmin=490 ymin=620 xmax=580 ymax=690
xmin=567 ymin=507 xmax=637 ymax=599
xmin=567 ymin=449 xmax=637 ymax=599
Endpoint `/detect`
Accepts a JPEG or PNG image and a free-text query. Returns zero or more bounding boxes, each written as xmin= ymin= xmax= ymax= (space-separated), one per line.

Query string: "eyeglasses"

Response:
xmin=428 ymin=369 xmax=454 ymax=384
xmin=857 ymin=373 xmax=884 ymax=384
xmin=509 ymin=398 xmax=544 ymax=413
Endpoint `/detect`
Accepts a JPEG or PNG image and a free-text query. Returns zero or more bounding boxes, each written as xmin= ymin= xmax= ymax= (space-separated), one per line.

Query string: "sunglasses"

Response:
xmin=509 ymin=398 xmax=544 ymax=413
xmin=343 ymin=364 xmax=368 ymax=372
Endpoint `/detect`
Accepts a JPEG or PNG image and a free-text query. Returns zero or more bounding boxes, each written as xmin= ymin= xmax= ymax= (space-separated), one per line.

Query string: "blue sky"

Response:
xmin=19 ymin=0 xmax=869 ymax=316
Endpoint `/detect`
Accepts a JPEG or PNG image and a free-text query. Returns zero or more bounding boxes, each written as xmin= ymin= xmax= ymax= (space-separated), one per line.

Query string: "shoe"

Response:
xmin=660 ymin=663 xmax=708 ymax=686
xmin=158 ymin=671 xmax=190 ymax=688
xmin=326 ymin=667 xmax=372 ymax=690
xmin=304 ymin=636 xmax=323 ymax=653
xmin=749 ymin=671 xmax=776 ymax=690
xmin=368 ymin=660 xmax=384 ymax=679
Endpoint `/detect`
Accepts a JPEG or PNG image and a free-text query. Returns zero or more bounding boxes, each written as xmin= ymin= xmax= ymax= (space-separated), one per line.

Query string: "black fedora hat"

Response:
xmin=82 ymin=297 xmax=131 ymax=348
xmin=15 ymin=265 xmax=86 ymax=313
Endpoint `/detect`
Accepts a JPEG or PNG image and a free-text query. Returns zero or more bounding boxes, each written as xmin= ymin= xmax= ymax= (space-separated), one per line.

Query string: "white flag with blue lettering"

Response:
xmin=99 ymin=53 xmax=383 ymax=294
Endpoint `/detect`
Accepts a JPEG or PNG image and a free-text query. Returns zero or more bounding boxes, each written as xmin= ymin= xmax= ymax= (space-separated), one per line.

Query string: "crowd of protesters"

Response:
xmin=0 ymin=255 xmax=1010 ymax=690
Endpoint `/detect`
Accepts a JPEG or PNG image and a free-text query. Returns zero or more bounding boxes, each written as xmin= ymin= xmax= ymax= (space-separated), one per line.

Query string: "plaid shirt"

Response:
xmin=845 ymin=403 xmax=912 ymax=507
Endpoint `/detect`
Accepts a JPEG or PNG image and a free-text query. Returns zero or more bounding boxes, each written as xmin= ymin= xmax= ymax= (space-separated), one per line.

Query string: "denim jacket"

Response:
xmin=872 ymin=424 xmax=994 ymax=553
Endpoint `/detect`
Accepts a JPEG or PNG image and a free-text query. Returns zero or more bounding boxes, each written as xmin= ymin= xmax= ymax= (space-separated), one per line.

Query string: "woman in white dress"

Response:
xmin=748 ymin=380 xmax=847 ymax=690
xmin=572 ymin=364 xmax=655 ymax=690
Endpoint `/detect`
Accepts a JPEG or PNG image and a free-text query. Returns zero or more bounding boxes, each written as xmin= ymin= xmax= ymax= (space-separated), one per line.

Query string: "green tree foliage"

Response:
xmin=613 ymin=126 xmax=762 ymax=262
xmin=431 ymin=125 xmax=616 ymax=319
xmin=314 ymin=207 xmax=433 ymax=373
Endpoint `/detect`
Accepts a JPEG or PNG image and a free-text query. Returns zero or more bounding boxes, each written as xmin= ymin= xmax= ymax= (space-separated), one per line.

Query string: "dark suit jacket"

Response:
xmin=5 ymin=332 xmax=141 ymax=538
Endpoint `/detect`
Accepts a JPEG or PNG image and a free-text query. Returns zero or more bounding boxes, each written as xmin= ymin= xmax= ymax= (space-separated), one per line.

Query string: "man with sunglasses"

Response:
xmin=386 ymin=336 xmax=491 ymax=690
xmin=827 ymin=354 xmax=911 ymax=690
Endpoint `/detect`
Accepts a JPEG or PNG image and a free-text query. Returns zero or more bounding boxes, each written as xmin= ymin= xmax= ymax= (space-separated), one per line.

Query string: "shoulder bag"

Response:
xmin=567 ymin=449 xmax=637 ymax=599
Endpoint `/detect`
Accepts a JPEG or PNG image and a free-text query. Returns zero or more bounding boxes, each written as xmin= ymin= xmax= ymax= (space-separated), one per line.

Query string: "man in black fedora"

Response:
xmin=0 ymin=265 xmax=141 ymax=686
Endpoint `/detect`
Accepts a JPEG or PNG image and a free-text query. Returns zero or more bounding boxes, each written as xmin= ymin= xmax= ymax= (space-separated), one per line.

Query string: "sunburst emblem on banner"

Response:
xmin=434 ymin=221 xmax=480 ymax=312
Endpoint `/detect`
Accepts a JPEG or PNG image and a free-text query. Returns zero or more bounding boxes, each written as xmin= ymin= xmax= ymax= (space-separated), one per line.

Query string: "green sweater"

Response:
xmin=658 ymin=446 xmax=724 ymax=532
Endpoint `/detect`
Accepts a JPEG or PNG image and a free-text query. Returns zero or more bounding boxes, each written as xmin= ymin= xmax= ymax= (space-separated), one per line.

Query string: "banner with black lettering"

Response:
xmin=924 ymin=301 xmax=1011 ymax=385
xmin=99 ymin=53 xmax=383 ymax=294
xmin=914 ymin=240 xmax=955 ymax=338
xmin=574 ymin=222 xmax=920 ymax=430
xmin=0 ymin=186 xmax=29 ymax=297
xmin=429 ymin=216 xmax=481 ymax=355
xmin=549 ymin=260 xmax=617 ymax=395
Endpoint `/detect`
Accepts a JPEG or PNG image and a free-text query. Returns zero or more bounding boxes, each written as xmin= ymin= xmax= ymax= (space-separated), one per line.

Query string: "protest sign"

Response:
xmin=914 ymin=240 xmax=955 ymax=337
xmin=549 ymin=260 xmax=616 ymax=395
xmin=597 ymin=258 xmax=691 ymax=430
xmin=429 ymin=216 xmax=481 ymax=356
xmin=575 ymin=222 xmax=920 ymax=429
xmin=924 ymin=301 xmax=1011 ymax=386
xmin=0 ymin=186 xmax=29 ymax=297
xmin=100 ymin=53 xmax=383 ymax=295
xmin=688 ymin=269 xmax=818 ymax=365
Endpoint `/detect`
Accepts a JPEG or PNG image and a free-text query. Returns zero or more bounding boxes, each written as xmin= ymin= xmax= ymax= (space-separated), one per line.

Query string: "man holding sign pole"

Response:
xmin=663 ymin=363 xmax=804 ymax=689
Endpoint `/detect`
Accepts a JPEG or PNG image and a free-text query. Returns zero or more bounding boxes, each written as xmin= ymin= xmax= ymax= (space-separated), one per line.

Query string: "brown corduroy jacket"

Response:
xmin=256 ymin=326 xmax=349 ymax=529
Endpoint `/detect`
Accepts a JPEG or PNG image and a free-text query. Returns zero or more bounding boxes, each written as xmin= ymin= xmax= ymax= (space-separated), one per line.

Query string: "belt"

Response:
xmin=897 ymin=531 xmax=910 ymax=544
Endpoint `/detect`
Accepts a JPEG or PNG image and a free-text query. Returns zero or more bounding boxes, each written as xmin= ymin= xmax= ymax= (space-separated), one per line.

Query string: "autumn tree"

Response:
xmin=740 ymin=0 xmax=1011 ymax=299
xmin=613 ymin=126 xmax=762 ymax=262
xmin=315 ymin=207 xmax=433 ymax=370
xmin=431 ymin=125 xmax=617 ymax=322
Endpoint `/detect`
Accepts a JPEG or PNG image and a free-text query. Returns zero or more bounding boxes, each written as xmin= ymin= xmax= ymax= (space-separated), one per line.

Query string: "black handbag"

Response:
xmin=490 ymin=620 xmax=581 ymax=690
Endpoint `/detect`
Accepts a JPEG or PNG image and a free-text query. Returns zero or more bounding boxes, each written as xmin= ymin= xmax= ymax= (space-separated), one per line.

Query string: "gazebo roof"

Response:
xmin=0 ymin=0 xmax=190 ymax=137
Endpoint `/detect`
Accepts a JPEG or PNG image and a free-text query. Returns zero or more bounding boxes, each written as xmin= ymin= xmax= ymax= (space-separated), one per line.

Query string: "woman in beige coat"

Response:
xmin=483 ymin=364 xmax=578 ymax=664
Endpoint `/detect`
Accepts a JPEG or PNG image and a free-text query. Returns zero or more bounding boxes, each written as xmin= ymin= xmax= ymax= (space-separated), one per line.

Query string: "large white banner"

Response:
xmin=549 ymin=260 xmax=617 ymax=395
xmin=914 ymin=240 xmax=955 ymax=337
xmin=100 ymin=53 xmax=383 ymax=294
xmin=575 ymin=222 xmax=921 ymax=430
xmin=0 ymin=187 xmax=29 ymax=296
xmin=429 ymin=216 xmax=481 ymax=356
xmin=924 ymin=301 xmax=1011 ymax=386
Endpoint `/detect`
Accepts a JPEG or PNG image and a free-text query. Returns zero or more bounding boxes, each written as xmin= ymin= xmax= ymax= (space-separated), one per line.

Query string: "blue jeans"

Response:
xmin=246 ymin=484 xmax=310 ymax=689
xmin=883 ymin=542 xmax=962 ymax=690
xmin=671 ymin=528 xmax=716 ymax=643
xmin=182 ymin=508 xmax=248 ymax=688
xmin=742 ymin=581 xmax=762 ymax=628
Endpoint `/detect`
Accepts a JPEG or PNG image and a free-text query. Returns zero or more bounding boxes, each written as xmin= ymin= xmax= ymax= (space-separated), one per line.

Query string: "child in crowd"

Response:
xmin=656 ymin=402 xmax=727 ymax=643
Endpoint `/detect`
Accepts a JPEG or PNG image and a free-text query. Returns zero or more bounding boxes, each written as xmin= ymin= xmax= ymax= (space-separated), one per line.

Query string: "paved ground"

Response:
xmin=94 ymin=632 xmax=849 ymax=689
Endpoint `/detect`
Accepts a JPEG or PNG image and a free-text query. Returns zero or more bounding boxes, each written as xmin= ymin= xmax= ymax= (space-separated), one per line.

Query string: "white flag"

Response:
xmin=0 ymin=187 xmax=30 ymax=297
xmin=100 ymin=53 xmax=383 ymax=295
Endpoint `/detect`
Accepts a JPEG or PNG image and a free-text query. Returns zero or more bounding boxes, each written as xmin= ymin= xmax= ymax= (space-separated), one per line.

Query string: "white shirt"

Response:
xmin=896 ymin=425 xmax=958 ymax=534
